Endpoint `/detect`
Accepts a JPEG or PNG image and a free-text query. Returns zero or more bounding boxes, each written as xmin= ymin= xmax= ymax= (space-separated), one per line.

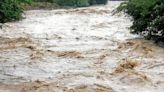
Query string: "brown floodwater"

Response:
xmin=0 ymin=1 xmax=164 ymax=92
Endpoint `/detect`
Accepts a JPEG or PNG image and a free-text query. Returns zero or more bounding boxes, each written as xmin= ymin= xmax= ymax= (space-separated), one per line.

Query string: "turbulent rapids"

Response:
xmin=0 ymin=1 xmax=164 ymax=92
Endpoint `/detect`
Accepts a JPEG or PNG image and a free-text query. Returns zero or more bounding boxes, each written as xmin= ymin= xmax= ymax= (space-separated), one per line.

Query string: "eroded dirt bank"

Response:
xmin=0 ymin=1 xmax=164 ymax=92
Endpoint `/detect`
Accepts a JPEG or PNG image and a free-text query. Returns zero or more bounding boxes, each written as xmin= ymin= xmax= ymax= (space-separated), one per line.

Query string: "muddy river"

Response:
xmin=0 ymin=1 xmax=164 ymax=92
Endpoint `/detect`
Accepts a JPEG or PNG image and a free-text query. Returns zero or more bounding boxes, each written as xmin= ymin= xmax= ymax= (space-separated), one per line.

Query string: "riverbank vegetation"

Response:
xmin=34 ymin=0 xmax=108 ymax=7
xmin=117 ymin=0 xmax=164 ymax=45
xmin=0 ymin=0 xmax=32 ymax=23
xmin=0 ymin=0 xmax=108 ymax=23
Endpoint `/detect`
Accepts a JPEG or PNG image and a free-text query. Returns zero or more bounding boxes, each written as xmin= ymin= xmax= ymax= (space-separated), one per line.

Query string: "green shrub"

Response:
xmin=55 ymin=0 xmax=108 ymax=7
xmin=0 ymin=0 xmax=32 ymax=23
xmin=76 ymin=0 xmax=89 ymax=7
xmin=117 ymin=0 xmax=164 ymax=44
xmin=55 ymin=0 xmax=89 ymax=7
xmin=95 ymin=0 xmax=108 ymax=5
xmin=89 ymin=0 xmax=97 ymax=5
xmin=0 ymin=0 xmax=22 ymax=23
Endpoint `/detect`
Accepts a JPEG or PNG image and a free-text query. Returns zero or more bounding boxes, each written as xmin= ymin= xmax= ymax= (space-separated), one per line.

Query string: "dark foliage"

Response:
xmin=0 ymin=0 xmax=32 ymax=23
xmin=55 ymin=0 xmax=108 ymax=7
xmin=118 ymin=0 xmax=164 ymax=44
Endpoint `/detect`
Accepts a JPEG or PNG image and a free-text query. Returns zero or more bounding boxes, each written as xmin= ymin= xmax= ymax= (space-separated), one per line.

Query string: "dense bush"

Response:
xmin=33 ymin=0 xmax=54 ymax=3
xmin=23 ymin=0 xmax=59 ymax=10
xmin=117 ymin=0 xmax=164 ymax=44
xmin=25 ymin=0 xmax=108 ymax=9
xmin=95 ymin=0 xmax=108 ymax=5
xmin=0 ymin=0 xmax=32 ymax=23
xmin=55 ymin=0 xmax=108 ymax=7
xmin=89 ymin=0 xmax=107 ymax=5
xmin=0 ymin=0 xmax=22 ymax=23
xmin=55 ymin=0 xmax=88 ymax=7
